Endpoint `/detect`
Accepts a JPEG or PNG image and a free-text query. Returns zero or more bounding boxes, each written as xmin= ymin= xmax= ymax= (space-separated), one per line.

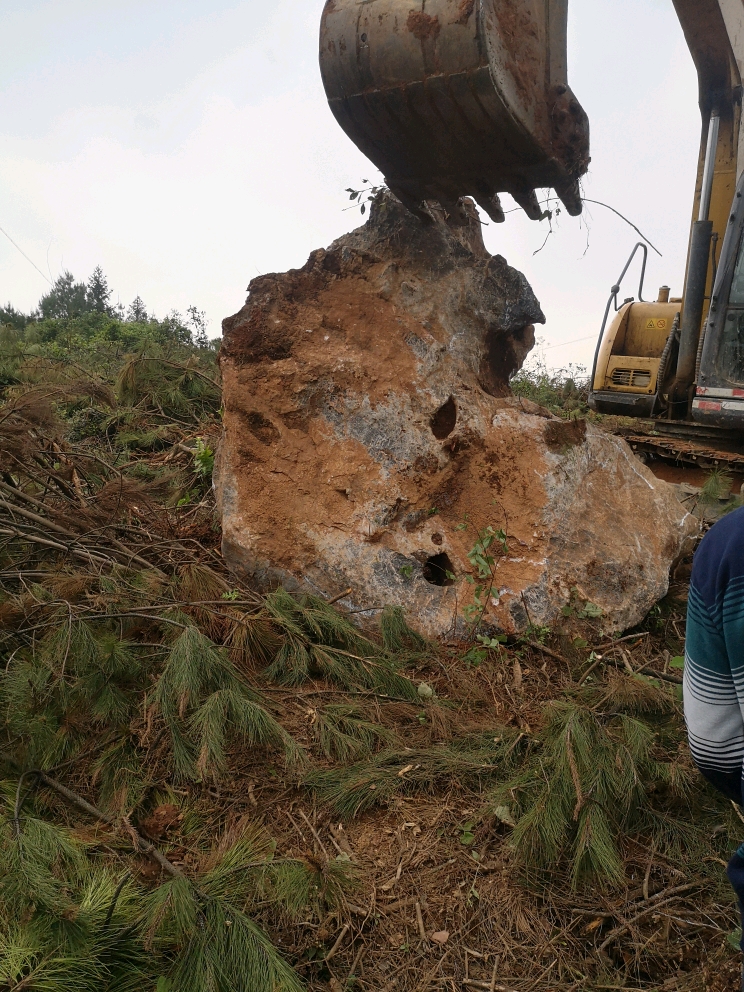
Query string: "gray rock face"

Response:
xmin=216 ymin=193 xmax=698 ymax=636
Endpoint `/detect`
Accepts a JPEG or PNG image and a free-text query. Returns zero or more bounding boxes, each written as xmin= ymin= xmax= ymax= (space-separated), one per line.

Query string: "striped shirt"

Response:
xmin=684 ymin=505 xmax=744 ymax=803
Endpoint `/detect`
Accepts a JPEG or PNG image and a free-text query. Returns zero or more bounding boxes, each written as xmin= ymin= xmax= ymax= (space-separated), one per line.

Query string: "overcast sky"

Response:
xmin=0 ymin=0 xmax=700 ymax=371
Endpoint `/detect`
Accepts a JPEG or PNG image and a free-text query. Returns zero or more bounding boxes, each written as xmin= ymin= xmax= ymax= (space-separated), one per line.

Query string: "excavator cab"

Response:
xmin=693 ymin=168 xmax=744 ymax=426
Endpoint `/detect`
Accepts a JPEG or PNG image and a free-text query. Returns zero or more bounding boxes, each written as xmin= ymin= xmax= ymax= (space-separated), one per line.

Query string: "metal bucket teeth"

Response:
xmin=511 ymin=188 xmax=544 ymax=221
xmin=319 ymin=0 xmax=590 ymax=221
xmin=473 ymin=192 xmax=505 ymax=224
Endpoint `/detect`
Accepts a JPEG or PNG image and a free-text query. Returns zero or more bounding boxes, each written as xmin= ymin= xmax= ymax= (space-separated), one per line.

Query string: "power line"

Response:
xmin=582 ymin=199 xmax=662 ymax=257
xmin=504 ymin=196 xmax=663 ymax=257
xmin=544 ymin=333 xmax=597 ymax=350
xmin=0 ymin=223 xmax=52 ymax=285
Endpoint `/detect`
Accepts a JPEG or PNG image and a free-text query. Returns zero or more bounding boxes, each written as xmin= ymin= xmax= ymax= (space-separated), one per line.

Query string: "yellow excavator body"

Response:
xmin=590 ymin=296 xmax=682 ymax=415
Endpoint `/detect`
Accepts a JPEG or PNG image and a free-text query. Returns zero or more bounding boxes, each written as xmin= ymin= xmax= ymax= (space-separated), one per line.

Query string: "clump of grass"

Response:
xmin=510 ymin=360 xmax=589 ymax=415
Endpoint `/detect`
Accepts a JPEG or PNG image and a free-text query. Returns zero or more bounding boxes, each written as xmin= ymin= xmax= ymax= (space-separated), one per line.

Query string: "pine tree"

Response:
xmin=38 ymin=271 xmax=88 ymax=319
xmin=0 ymin=303 xmax=27 ymax=330
xmin=126 ymin=296 xmax=148 ymax=322
xmin=186 ymin=306 xmax=209 ymax=348
xmin=86 ymin=266 xmax=113 ymax=314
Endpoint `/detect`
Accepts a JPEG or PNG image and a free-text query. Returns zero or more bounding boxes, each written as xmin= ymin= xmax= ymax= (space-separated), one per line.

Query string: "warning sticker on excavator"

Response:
xmin=644 ymin=318 xmax=668 ymax=330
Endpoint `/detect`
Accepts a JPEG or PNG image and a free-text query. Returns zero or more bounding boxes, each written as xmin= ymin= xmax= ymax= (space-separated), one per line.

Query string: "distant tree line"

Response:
xmin=0 ymin=267 xmax=212 ymax=350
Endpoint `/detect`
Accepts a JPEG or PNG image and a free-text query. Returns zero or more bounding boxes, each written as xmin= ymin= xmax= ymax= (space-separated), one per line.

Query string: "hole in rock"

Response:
xmin=430 ymin=396 xmax=457 ymax=439
xmin=422 ymin=552 xmax=455 ymax=586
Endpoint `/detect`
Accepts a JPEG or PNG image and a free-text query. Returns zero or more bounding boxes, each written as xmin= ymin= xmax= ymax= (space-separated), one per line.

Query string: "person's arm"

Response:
xmin=684 ymin=580 xmax=744 ymax=804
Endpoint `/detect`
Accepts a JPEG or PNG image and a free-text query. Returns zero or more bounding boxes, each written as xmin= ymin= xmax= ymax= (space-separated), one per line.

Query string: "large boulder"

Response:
xmin=216 ymin=193 xmax=698 ymax=636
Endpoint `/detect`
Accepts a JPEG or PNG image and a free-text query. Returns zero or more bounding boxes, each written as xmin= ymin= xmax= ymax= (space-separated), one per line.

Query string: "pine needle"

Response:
xmin=313 ymin=704 xmax=397 ymax=762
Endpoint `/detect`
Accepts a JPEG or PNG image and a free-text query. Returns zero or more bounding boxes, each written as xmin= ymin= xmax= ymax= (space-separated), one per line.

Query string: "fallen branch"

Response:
xmin=523 ymin=641 xmax=569 ymax=666
xmin=598 ymin=631 xmax=649 ymax=649
xmin=459 ymin=981 xmax=519 ymax=992
xmin=33 ymin=771 xmax=186 ymax=880
xmin=324 ymin=923 xmax=350 ymax=962
xmin=598 ymin=881 xmax=701 ymax=951
xmin=0 ymin=498 xmax=162 ymax=576
xmin=327 ymin=587 xmax=353 ymax=606
xmin=415 ymin=900 xmax=428 ymax=942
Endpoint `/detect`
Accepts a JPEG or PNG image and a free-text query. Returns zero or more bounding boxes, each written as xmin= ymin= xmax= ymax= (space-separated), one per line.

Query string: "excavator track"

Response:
xmin=609 ymin=419 xmax=744 ymax=471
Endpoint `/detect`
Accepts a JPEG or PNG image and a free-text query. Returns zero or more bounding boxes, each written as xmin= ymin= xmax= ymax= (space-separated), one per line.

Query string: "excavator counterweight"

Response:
xmin=319 ymin=0 xmax=590 ymax=221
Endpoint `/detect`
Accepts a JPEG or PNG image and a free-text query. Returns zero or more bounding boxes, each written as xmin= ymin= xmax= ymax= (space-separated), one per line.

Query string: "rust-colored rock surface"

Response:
xmin=216 ymin=193 xmax=698 ymax=636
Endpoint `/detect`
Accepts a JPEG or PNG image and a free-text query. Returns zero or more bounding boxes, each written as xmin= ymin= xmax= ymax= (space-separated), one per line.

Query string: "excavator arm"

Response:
xmin=320 ymin=0 xmax=743 ymax=235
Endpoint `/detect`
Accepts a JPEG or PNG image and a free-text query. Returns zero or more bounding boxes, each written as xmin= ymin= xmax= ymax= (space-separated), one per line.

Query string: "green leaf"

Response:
xmin=669 ymin=656 xmax=685 ymax=670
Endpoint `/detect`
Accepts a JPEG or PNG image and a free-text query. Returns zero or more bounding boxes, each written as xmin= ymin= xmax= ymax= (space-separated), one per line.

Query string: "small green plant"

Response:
xmin=477 ymin=633 xmax=507 ymax=650
xmin=462 ymin=525 xmax=508 ymax=628
xmin=345 ymin=182 xmax=387 ymax=216
xmin=522 ymin=623 xmax=551 ymax=644
xmin=560 ymin=588 xmax=603 ymax=621
xmin=458 ymin=821 xmax=476 ymax=846
xmin=462 ymin=627 xmax=506 ymax=668
xmin=510 ymin=360 xmax=589 ymax=415
xmin=177 ymin=488 xmax=200 ymax=507
xmin=194 ymin=438 xmax=214 ymax=477
xmin=399 ymin=564 xmax=414 ymax=579
xmin=463 ymin=646 xmax=487 ymax=668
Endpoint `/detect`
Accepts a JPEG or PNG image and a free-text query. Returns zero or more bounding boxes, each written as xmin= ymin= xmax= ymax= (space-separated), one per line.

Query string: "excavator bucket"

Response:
xmin=319 ymin=0 xmax=589 ymax=222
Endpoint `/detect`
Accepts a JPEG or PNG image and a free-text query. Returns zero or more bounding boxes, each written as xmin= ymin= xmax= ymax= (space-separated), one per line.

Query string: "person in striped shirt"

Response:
xmin=684 ymin=505 xmax=744 ymax=987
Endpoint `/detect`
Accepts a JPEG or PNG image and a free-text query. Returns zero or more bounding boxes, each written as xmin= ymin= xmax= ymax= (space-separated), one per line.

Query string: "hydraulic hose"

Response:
xmin=695 ymin=315 xmax=708 ymax=383
xmin=657 ymin=312 xmax=680 ymax=397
